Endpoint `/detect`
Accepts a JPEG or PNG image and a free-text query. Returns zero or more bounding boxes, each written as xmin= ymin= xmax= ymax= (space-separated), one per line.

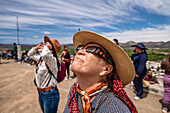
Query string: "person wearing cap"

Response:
xmin=28 ymin=36 xmax=61 ymax=113
xmin=64 ymin=31 xmax=137 ymax=113
xmin=131 ymin=43 xmax=148 ymax=101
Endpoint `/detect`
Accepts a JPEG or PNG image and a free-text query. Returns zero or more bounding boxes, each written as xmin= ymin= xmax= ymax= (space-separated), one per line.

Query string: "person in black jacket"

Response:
xmin=131 ymin=43 xmax=148 ymax=100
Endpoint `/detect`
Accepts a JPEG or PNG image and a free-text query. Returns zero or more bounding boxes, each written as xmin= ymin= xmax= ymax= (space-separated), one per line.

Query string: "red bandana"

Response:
xmin=113 ymin=73 xmax=138 ymax=113
xmin=68 ymin=73 xmax=138 ymax=113
xmin=68 ymin=83 xmax=80 ymax=113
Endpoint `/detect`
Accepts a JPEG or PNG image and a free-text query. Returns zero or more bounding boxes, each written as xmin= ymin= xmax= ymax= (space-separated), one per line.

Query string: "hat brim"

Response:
xmin=44 ymin=36 xmax=51 ymax=44
xmin=131 ymin=45 xmax=138 ymax=47
xmin=131 ymin=45 xmax=148 ymax=50
xmin=73 ymin=31 xmax=135 ymax=86
xmin=44 ymin=36 xmax=61 ymax=53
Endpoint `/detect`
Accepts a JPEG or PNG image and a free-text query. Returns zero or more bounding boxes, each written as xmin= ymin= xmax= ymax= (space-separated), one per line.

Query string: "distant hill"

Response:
xmin=0 ymin=44 xmax=36 ymax=50
xmin=119 ymin=41 xmax=170 ymax=49
xmin=0 ymin=43 xmax=74 ymax=50
xmin=0 ymin=41 xmax=170 ymax=49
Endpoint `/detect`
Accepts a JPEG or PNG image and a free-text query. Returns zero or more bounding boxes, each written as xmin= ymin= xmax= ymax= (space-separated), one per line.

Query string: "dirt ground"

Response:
xmin=0 ymin=59 xmax=168 ymax=113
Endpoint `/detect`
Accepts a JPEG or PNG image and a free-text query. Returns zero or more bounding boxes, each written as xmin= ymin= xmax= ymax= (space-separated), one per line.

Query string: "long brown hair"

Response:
xmin=106 ymin=62 xmax=116 ymax=91
xmin=49 ymin=42 xmax=60 ymax=70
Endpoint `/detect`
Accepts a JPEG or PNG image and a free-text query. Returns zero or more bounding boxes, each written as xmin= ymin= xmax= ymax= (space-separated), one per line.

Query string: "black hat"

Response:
xmin=113 ymin=39 xmax=119 ymax=45
xmin=131 ymin=43 xmax=148 ymax=50
xmin=113 ymin=39 xmax=118 ymax=42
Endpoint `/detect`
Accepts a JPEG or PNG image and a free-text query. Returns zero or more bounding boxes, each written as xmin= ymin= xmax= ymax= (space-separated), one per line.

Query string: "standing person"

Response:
xmin=131 ymin=43 xmax=148 ymax=100
xmin=113 ymin=38 xmax=119 ymax=45
xmin=28 ymin=36 xmax=61 ymax=113
xmin=60 ymin=45 xmax=71 ymax=80
xmin=13 ymin=43 xmax=18 ymax=61
xmin=161 ymin=54 xmax=170 ymax=113
xmin=64 ymin=31 xmax=137 ymax=113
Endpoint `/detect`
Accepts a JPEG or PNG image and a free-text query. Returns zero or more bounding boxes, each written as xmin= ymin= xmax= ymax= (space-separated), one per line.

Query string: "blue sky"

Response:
xmin=0 ymin=0 xmax=170 ymax=44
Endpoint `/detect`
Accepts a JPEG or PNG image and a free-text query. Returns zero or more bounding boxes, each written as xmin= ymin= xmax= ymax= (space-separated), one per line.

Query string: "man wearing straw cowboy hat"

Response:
xmin=28 ymin=36 xmax=61 ymax=113
xmin=64 ymin=31 xmax=137 ymax=113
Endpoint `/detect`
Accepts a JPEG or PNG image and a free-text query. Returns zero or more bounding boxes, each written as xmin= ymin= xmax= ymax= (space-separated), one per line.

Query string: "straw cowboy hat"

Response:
xmin=44 ymin=36 xmax=61 ymax=54
xmin=73 ymin=31 xmax=135 ymax=85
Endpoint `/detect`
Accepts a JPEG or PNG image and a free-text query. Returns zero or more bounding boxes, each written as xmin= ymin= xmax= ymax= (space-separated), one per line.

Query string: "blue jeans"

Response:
xmin=133 ymin=75 xmax=144 ymax=98
xmin=38 ymin=87 xmax=60 ymax=113
xmin=6 ymin=54 xmax=12 ymax=60
xmin=24 ymin=56 xmax=29 ymax=62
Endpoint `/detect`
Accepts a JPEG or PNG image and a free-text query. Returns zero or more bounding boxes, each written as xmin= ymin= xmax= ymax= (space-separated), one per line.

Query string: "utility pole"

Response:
xmin=16 ymin=16 xmax=21 ymax=59
xmin=16 ymin=16 xmax=19 ymax=44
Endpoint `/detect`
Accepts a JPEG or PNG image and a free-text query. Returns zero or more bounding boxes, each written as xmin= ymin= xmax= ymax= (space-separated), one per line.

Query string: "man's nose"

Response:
xmin=77 ymin=49 xmax=86 ymax=55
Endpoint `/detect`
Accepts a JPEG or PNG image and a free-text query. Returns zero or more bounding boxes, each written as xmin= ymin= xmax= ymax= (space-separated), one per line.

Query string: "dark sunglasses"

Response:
xmin=76 ymin=45 xmax=113 ymax=64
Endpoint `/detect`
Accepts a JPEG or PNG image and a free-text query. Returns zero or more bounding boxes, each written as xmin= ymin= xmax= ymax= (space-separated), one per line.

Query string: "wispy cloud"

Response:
xmin=33 ymin=35 xmax=38 ymax=38
xmin=43 ymin=31 xmax=52 ymax=35
xmin=0 ymin=36 xmax=17 ymax=40
xmin=0 ymin=0 xmax=170 ymax=44
xmin=0 ymin=31 xmax=11 ymax=35
xmin=103 ymin=25 xmax=170 ymax=42
xmin=132 ymin=0 xmax=170 ymax=16
xmin=1 ymin=0 xmax=169 ymax=29
xmin=0 ymin=0 xmax=146 ymax=29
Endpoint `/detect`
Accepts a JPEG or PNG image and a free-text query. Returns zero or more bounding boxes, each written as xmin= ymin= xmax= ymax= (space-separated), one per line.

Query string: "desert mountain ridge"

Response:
xmin=0 ymin=41 xmax=170 ymax=49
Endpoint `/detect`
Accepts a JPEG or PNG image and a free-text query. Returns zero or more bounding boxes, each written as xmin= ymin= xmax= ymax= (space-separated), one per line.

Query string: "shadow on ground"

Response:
xmin=143 ymin=87 xmax=149 ymax=98
xmin=0 ymin=62 xmax=10 ymax=64
xmin=132 ymin=86 xmax=149 ymax=98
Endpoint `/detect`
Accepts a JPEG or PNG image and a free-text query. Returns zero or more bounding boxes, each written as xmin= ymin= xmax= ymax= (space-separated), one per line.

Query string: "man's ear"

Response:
xmin=99 ymin=65 xmax=113 ymax=77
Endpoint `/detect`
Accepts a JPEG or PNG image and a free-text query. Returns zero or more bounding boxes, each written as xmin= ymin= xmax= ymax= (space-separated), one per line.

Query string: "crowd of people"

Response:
xmin=0 ymin=43 xmax=37 ymax=66
xmin=0 ymin=43 xmax=18 ymax=60
xmin=0 ymin=31 xmax=169 ymax=113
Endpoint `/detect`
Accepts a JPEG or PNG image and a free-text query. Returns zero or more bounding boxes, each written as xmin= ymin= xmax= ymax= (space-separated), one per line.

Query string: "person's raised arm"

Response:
xmin=41 ymin=43 xmax=58 ymax=78
xmin=27 ymin=44 xmax=44 ymax=61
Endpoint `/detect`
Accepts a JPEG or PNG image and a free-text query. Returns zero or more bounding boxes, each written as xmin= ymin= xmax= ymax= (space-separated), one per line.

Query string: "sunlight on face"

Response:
xmin=71 ymin=43 xmax=109 ymax=77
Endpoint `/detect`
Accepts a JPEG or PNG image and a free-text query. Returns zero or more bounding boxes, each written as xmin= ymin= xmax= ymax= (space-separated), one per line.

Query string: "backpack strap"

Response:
xmin=35 ymin=57 xmax=58 ymax=87
xmin=45 ymin=63 xmax=58 ymax=82
xmin=36 ymin=57 xmax=43 ymax=67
